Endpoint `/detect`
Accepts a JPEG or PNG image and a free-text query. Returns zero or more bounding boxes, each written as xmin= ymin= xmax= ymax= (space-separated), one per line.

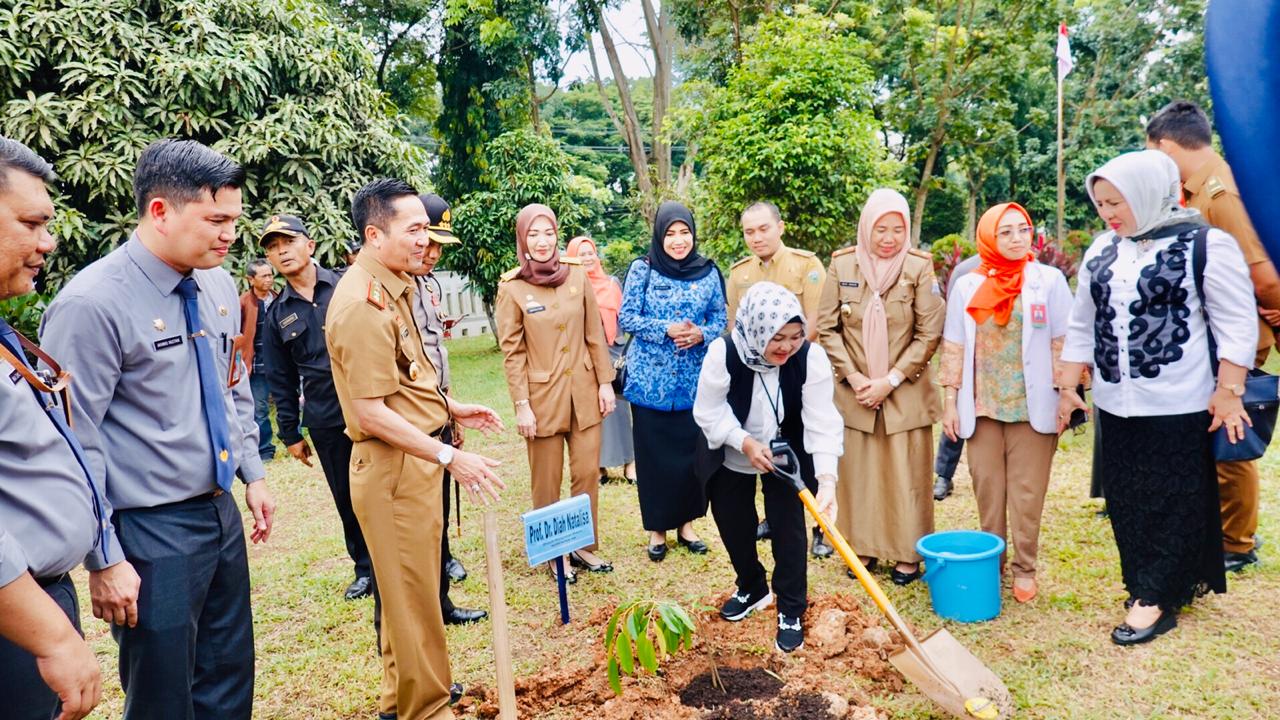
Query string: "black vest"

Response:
xmin=696 ymin=336 xmax=817 ymax=490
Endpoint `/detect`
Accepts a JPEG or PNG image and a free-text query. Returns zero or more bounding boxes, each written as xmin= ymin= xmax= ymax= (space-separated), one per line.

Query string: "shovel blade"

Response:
xmin=889 ymin=628 xmax=1013 ymax=719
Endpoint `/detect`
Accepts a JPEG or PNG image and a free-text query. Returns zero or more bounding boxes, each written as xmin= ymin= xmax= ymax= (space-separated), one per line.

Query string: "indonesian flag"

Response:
xmin=1057 ymin=23 xmax=1074 ymax=82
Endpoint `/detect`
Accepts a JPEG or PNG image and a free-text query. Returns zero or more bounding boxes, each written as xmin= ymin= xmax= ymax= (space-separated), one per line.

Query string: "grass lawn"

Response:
xmin=73 ymin=336 xmax=1280 ymax=719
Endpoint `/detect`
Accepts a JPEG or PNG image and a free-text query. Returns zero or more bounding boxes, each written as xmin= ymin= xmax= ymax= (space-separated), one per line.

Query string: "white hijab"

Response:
xmin=1085 ymin=149 xmax=1204 ymax=239
xmin=731 ymin=282 xmax=805 ymax=373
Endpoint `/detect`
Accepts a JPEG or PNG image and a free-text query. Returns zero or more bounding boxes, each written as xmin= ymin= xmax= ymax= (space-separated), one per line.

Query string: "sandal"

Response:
xmin=547 ymin=560 xmax=577 ymax=584
xmin=569 ymin=550 xmax=614 ymax=573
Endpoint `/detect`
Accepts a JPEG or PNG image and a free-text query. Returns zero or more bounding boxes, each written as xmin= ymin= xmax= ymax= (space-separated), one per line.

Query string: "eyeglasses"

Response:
xmin=996 ymin=226 xmax=1033 ymax=240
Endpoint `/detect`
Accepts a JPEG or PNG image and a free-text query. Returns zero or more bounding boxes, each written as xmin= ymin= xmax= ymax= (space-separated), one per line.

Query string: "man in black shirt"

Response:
xmin=259 ymin=215 xmax=372 ymax=600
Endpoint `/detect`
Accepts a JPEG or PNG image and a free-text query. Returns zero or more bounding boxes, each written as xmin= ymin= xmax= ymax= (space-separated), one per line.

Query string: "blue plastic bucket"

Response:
xmin=916 ymin=530 xmax=1006 ymax=623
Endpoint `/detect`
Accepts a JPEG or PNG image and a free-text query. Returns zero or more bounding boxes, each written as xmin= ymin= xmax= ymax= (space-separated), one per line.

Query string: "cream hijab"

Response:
xmin=1085 ymin=150 xmax=1205 ymax=239
xmin=853 ymin=189 xmax=913 ymax=379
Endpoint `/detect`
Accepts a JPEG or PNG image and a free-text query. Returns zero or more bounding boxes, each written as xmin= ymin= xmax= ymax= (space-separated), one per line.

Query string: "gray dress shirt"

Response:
xmin=0 ymin=348 xmax=102 ymax=585
xmin=412 ymin=274 xmax=451 ymax=391
xmin=41 ymin=237 xmax=264 ymax=570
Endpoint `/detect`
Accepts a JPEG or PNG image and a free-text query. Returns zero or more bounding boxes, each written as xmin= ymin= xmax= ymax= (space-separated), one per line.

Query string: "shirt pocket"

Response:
xmin=886 ymin=282 xmax=915 ymax=325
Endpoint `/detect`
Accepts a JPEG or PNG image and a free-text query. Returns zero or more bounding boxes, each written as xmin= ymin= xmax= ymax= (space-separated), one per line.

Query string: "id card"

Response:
xmin=1030 ymin=303 xmax=1047 ymax=328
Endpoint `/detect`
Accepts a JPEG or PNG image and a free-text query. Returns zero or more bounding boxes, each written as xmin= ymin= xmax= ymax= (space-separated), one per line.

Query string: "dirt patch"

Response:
xmin=465 ymin=592 xmax=903 ymax=719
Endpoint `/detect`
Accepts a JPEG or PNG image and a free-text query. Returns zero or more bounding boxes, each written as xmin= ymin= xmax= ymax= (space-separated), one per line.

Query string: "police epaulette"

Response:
xmin=730 ymin=255 xmax=753 ymax=269
xmin=499 ymin=267 xmax=520 ymax=282
xmin=831 ymin=246 xmax=856 ymax=258
xmin=366 ymin=281 xmax=387 ymax=310
xmin=908 ymin=248 xmax=932 ymax=260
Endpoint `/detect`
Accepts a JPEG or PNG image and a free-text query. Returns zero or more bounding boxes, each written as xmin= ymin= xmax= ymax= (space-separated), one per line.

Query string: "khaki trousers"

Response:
xmin=350 ymin=439 xmax=453 ymax=720
xmin=526 ymin=414 xmax=603 ymax=550
xmin=1218 ymin=459 xmax=1259 ymax=553
xmin=966 ymin=418 xmax=1058 ymax=578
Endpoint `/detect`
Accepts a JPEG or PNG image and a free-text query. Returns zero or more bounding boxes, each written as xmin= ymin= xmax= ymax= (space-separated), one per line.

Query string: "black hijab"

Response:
xmin=648 ymin=201 xmax=718 ymax=282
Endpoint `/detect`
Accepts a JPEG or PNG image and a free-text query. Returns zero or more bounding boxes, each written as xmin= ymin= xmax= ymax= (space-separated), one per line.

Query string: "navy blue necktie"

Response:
xmin=177 ymin=278 xmax=235 ymax=492
xmin=0 ymin=319 xmax=110 ymax=556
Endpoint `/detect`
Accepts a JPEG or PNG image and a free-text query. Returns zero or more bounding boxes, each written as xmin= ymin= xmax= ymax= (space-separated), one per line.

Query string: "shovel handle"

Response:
xmin=796 ymin=488 xmax=965 ymax=701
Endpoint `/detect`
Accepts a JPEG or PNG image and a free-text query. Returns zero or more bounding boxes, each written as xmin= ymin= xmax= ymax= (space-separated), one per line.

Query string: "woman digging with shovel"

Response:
xmin=692 ymin=282 xmax=843 ymax=653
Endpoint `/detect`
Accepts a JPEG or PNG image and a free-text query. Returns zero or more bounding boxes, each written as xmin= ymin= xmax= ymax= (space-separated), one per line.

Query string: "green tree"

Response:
xmin=323 ymin=0 xmax=439 ymax=129
xmin=0 ymin=0 xmax=428 ymax=292
xmin=690 ymin=6 xmax=893 ymax=262
xmin=445 ymin=129 xmax=610 ymax=337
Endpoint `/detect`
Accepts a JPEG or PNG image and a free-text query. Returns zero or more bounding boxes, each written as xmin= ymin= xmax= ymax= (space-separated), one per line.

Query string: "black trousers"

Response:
xmin=934 ymin=433 xmax=965 ymax=481
xmin=311 ymin=426 xmax=373 ymax=579
xmin=112 ymin=491 xmax=254 ymax=720
xmin=0 ymin=574 xmax=79 ymax=720
xmin=708 ymin=466 xmax=808 ymax=617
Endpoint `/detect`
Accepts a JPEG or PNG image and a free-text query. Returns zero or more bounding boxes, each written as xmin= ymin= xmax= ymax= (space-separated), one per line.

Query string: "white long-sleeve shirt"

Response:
xmin=1061 ymin=226 xmax=1257 ymax=418
xmin=693 ymin=337 xmax=844 ymax=477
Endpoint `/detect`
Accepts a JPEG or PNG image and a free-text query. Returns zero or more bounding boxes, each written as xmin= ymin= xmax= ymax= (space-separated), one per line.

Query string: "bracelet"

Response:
xmin=514 ymin=399 xmax=530 ymax=408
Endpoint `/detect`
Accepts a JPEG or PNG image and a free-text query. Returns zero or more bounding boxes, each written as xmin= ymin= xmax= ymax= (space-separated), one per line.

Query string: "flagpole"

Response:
xmin=1056 ymin=68 xmax=1065 ymax=245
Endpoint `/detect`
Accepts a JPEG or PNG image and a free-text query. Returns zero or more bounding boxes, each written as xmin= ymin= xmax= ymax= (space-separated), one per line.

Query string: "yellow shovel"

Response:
xmin=770 ymin=444 xmax=1012 ymax=719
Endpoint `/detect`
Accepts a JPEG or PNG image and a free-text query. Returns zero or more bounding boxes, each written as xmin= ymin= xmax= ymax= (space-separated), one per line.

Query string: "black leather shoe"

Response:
xmin=891 ymin=565 xmax=921 ymax=586
xmin=648 ymin=543 xmax=667 ymax=562
xmin=810 ymin=527 xmax=834 ymax=558
xmin=678 ymin=536 xmax=709 ymax=554
xmin=444 ymin=607 xmax=488 ymax=625
xmin=445 ymin=557 xmax=467 ymax=583
xmin=756 ymin=519 xmax=771 ymax=541
xmin=569 ymin=550 xmax=614 ymax=573
xmin=846 ymin=559 xmax=877 ymax=579
xmin=1224 ymin=549 xmax=1259 ymax=573
xmin=378 ymin=713 xmax=397 ymax=720
xmin=933 ymin=475 xmax=953 ymax=501
xmin=1111 ymin=609 xmax=1177 ymax=646
xmin=344 ymin=575 xmax=372 ymax=600
xmin=449 ymin=682 xmax=464 ymax=705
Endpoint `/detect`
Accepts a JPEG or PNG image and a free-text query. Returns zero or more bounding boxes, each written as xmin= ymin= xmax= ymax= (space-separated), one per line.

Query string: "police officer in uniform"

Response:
xmin=409 ymin=193 xmax=488 ymax=625
xmin=1147 ymin=101 xmax=1280 ymax=573
xmin=40 ymin=139 xmax=277 ymax=719
xmin=726 ymin=201 xmax=830 ymax=556
xmin=326 ymin=178 xmax=505 ymax=720
xmin=259 ymin=213 xmax=375 ymax=600
xmin=0 ymin=137 xmax=106 ymax=720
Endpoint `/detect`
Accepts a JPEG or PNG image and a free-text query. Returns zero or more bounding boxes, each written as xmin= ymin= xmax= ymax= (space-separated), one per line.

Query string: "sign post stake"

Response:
xmin=554 ymin=556 xmax=571 ymax=624
xmin=483 ymin=509 xmax=517 ymax=719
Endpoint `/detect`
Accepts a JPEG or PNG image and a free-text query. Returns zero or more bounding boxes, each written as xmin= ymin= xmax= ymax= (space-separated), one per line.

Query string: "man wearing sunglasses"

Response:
xmin=0 ymin=136 xmax=108 ymax=720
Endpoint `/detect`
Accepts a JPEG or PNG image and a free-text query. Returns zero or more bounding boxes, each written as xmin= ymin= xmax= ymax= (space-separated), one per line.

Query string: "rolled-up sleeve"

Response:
xmin=801 ymin=345 xmax=843 ymax=478
xmin=1203 ymin=228 xmax=1260 ymax=368
xmin=692 ymin=338 xmax=749 ymax=453
xmin=0 ymin=529 xmax=29 ymax=588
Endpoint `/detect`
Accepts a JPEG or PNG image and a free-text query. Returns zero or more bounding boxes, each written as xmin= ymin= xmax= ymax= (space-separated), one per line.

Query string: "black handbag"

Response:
xmin=611 ymin=260 xmax=650 ymax=394
xmin=1191 ymin=228 xmax=1279 ymax=461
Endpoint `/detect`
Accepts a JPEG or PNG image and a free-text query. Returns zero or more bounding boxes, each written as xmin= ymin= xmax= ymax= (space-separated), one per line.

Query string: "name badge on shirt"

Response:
xmin=839 ymin=280 xmax=860 ymax=288
xmin=154 ymin=335 xmax=184 ymax=351
xmin=1030 ymin=303 xmax=1047 ymax=328
xmin=7 ymin=367 xmax=18 ymax=385
xmin=526 ymin=303 xmax=546 ymax=314
xmin=279 ymin=313 xmax=299 ymax=329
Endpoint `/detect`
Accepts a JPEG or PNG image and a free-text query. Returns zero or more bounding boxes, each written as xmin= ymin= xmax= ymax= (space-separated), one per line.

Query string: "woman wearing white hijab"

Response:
xmin=1059 ymin=150 xmax=1256 ymax=645
xmin=693 ymin=282 xmax=842 ymax=654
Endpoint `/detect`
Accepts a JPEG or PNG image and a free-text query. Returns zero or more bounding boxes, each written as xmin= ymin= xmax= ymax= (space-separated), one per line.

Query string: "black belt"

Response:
xmin=36 ymin=572 xmax=68 ymax=589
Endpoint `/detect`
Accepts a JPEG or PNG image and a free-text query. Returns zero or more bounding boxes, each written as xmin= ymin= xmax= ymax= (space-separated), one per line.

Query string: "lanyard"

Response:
xmin=761 ymin=372 xmax=783 ymax=438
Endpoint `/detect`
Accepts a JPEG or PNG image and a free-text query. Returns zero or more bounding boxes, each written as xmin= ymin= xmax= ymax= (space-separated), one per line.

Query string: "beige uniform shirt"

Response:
xmin=495 ymin=262 xmax=615 ymax=437
xmin=817 ymin=247 xmax=945 ymax=435
xmin=726 ymin=244 xmax=826 ymax=326
xmin=326 ymin=252 xmax=449 ymax=442
xmin=1183 ymin=152 xmax=1275 ymax=360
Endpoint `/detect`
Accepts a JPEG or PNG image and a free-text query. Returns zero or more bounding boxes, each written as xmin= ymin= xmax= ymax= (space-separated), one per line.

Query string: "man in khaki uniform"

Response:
xmin=727 ymin=201 xmax=830 ymax=555
xmin=326 ymin=178 xmax=505 ymax=720
xmin=727 ymin=201 xmax=826 ymax=340
xmin=1148 ymin=100 xmax=1280 ymax=573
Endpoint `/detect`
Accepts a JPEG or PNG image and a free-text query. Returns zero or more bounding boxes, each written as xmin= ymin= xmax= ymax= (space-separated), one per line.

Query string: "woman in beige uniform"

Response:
xmin=496 ymin=203 xmax=618 ymax=581
xmin=817 ymin=188 xmax=945 ymax=585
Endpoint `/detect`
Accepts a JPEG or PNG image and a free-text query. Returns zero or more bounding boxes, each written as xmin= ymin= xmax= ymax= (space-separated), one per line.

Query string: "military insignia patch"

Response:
xmin=807 ymin=270 xmax=822 ymax=284
xmin=367 ymin=281 xmax=386 ymax=310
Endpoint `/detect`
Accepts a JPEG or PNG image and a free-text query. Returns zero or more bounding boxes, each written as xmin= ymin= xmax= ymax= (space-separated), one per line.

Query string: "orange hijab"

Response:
xmin=566 ymin=236 xmax=622 ymax=344
xmin=966 ymin=202 xmax=1035 ymax=326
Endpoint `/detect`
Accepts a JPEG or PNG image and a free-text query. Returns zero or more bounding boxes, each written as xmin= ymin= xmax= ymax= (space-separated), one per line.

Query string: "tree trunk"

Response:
xmin=593 ymin=3 xmax=656 ymax=219
xmin=485 ymin=300 xmax=499 ymax=349
xmin=641 ymin=0 xmax=673 ymax=191
xmin=911 ymin=130 xmax=944 ymax=245
xmin=526 ymin=55 xmax=541 ymax=129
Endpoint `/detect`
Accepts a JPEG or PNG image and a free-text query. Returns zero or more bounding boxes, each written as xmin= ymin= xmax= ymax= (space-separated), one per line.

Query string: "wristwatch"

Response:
xmin=1221 ymin=382 xmax=1245 ymax=397
xmin=887 ymin=372 xmax=902 ymax=389
xmin=436 ymin=445 xmax=455 ymax=467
